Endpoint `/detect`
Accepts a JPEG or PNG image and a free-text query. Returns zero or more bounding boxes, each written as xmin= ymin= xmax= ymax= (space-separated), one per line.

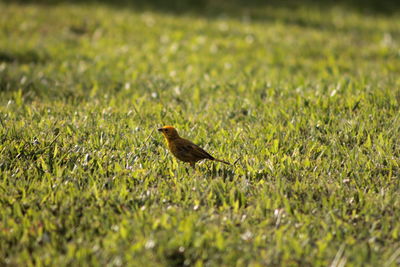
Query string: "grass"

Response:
xmin=0 ymin=0 xmax=400 ymax=266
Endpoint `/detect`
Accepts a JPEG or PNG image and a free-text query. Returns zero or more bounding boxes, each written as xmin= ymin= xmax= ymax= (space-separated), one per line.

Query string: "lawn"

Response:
xmin=0 ymin=0 xmax=399 ymax=266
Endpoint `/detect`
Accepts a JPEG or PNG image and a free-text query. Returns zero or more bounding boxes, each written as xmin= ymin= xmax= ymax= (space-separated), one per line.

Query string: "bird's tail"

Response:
xmin=214 ymin=158 xmax=231 ymax=165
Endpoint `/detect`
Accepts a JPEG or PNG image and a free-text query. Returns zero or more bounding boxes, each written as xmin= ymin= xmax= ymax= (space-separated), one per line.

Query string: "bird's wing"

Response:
xmin=177 ymin=138 xmax=214 ymax=160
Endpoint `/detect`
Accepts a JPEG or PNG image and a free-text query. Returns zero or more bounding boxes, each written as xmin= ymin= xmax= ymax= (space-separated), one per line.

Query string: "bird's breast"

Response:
xmin=167 ymin=139 xmax=194 ymax=162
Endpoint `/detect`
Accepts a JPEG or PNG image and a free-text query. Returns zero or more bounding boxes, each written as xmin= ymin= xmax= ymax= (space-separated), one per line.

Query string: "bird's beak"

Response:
xmin=157 ymin=128 xmax=163 ymax=132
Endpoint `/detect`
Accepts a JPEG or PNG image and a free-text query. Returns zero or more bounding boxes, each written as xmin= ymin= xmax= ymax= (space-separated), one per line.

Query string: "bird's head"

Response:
xmin=158 ymin=126 xmax=180 ymax=140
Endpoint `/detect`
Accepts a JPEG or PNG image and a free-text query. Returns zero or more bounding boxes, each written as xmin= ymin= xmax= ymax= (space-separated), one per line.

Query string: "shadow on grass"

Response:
xmin=0 ymin=49 xmax=49 ymax=64
xmin=5 ymin=0 xmax=400 ymax=16
xmin=201 ymin=164 xmax=236 ymax=182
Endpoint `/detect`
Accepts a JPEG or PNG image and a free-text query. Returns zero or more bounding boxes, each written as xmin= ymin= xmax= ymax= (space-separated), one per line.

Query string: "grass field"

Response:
xmin=1 ymin=0 xmax=400 ymax=266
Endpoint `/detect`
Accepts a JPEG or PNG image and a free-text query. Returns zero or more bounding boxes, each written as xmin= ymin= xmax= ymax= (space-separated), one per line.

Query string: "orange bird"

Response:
xmin=158 ymin=126 xmax=230 ymax=168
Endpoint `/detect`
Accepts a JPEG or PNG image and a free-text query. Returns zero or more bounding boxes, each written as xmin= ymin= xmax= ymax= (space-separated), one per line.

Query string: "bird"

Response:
xmin=158 ymin=126 xmax=230 ymax=168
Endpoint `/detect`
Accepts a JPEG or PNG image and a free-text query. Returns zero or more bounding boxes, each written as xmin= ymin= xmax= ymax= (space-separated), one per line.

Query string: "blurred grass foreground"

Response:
xmin=0 ymin=0 xmax=399 ymax=266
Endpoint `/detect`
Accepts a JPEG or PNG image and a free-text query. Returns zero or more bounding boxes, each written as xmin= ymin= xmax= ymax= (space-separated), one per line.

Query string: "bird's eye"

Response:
xmin=164 ymin=129 xmax=168 ymax=132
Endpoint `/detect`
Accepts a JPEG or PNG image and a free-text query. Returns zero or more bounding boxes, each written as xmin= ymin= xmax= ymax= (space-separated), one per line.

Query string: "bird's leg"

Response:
xmin=184 ymin=166 xmax=190 ymax=174
xmin=190 ymin=162 xmax=196 ymax=169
